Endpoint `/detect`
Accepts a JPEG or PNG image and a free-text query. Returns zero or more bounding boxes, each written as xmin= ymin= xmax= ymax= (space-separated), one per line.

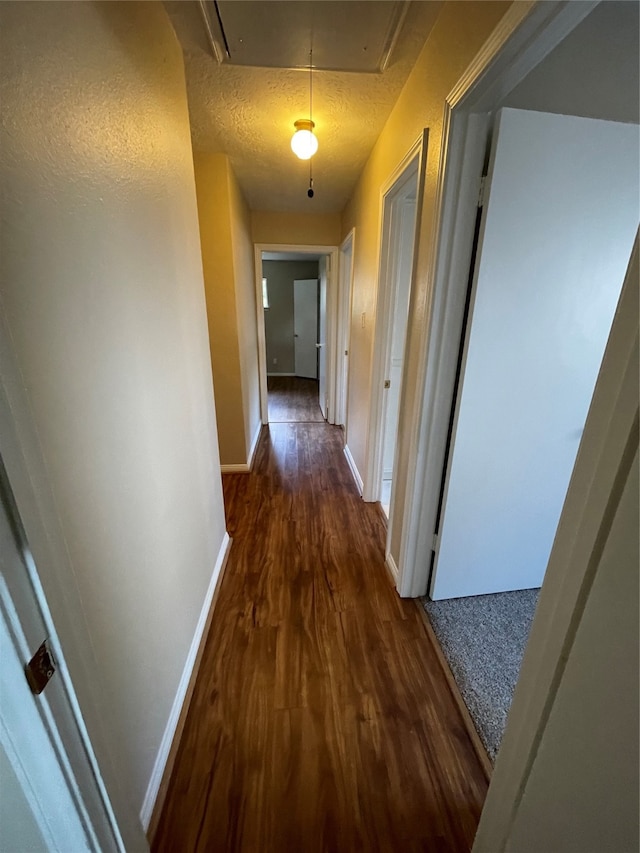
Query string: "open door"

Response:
xmin=430 ymin=108 xmax=639 ymax=600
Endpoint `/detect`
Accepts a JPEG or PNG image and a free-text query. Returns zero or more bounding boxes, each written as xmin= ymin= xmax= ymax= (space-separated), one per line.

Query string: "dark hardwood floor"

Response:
xmin=267 ymin=375 xmax=324 ymax=422
xmin=152 ymin=423 xmax=488 ymax=853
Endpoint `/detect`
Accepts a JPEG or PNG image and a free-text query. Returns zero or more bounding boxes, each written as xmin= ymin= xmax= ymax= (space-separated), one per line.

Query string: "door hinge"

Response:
xmin=477 ymin=175 xmax=487 ymax=208
xmin=384 ymin=379 xmax=391 ymax=389
xmin=25 ymin=639 xmax=56 ymax=695
xmin=432 ymin=532 xmax=439 ymax=552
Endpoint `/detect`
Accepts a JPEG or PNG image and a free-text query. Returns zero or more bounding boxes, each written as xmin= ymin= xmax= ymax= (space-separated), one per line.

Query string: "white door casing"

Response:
xmin=362 ymin=134 xmax=423 ymax=508
xmin=337 ymin=230 xmax=355 ymax=431
xmin=318 ymin=259 xmax=328 ymax=418
xmin=254 ymin=245 xmax=339 ymax=425
xmin=293 ymin=278 xmax=319 ymax=379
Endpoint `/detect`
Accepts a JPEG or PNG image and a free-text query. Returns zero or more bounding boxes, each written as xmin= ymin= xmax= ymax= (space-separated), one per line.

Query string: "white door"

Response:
xmin=337 ymin=235 xmax=354 ymax=429
xmin=382 ymin=200 xmax=416 ymax=482
xmin=317 ymin=259 xmax=328 ymax=419
xmin=430 ymin=108 xmax=639 ymax=600
xmin=0 ymin=458 xmax=121 ymax=851
xmin=294 ymin=278 xmax=318 ymax=379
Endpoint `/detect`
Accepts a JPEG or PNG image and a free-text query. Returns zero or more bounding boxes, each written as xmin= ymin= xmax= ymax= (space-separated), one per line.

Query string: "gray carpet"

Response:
xmin=422 ymin=589 xmax=539 ymax=761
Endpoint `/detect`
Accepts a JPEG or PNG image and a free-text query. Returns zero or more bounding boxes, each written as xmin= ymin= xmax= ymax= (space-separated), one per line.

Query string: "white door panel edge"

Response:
xmin=318 ymin=259 xmax=328 ymax=418
xmin=0 ymin=589 xmax=91 ymax=852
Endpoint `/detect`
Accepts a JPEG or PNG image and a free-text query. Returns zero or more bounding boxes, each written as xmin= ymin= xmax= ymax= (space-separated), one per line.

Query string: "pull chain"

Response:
xmin=308 ymin=46 xmax=314 ymax=198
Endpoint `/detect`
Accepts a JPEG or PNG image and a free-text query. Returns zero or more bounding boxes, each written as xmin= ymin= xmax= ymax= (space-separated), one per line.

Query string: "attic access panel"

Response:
xmin=201 ymin=0 xmax=410 ymax=72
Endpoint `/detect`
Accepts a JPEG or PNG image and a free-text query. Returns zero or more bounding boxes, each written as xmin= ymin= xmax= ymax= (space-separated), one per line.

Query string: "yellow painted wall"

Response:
xmin=194 ymin=154 xmax=260 ymax=466
xmin=194 ymin=154 xmax=247 ymax=465
xmin=228 ymin=166 xmax=262 ymax=457
xmin=340 ymin=0 xmax=511 ymax=559
xmin=0 ymin=1 xmax=227 ymax=843
xmin=252 ymin=210 xmax=341 ymax=246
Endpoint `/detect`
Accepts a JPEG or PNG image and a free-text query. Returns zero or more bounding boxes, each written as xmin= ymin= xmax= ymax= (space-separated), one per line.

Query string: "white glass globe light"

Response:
xmin=291 ymin=120 xmax=318 ymax=160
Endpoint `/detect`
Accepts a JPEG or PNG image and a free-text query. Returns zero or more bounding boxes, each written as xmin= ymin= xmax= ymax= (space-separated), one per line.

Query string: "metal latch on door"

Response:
xmin=25 ymin=639 xmax=56 ymax=695
xmin=384 ymin=379 xmax=391 ymax=389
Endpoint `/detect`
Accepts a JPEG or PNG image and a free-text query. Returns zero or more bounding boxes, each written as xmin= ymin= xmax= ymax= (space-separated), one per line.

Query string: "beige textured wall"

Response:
xmin=252 ymin=210 xmax=341 ymax=246
xmin=194 ymin=153 xmax=249 ymax=465
xmin=227 ymin=165 xmax=262 ymax=456
xmin=340 ymin=0 xmax=510 ymax=556
xmin=0 ymin=0 xmax=227 ymax=842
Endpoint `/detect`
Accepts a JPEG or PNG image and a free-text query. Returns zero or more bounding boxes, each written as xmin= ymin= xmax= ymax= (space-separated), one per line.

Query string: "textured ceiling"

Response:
xmin=166 ymin=1 xmax=443 ymax=213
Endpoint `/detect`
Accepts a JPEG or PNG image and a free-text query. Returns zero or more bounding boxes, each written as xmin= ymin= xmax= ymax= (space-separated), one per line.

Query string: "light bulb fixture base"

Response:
xmin=291 ymin=119 xmax=318 ymax=160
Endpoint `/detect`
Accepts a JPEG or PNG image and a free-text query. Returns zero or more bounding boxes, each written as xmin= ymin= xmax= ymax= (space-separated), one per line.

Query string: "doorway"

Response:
xmin=364 ymin=152 xmax=420 ymax=520
xmin=336 ymin=229 xmax=355 ymax=433
xmin=254 ymin=244 xmax=340 ymax=426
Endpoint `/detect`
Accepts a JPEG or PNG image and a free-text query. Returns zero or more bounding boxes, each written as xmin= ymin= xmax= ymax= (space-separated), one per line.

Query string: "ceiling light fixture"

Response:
xmin=291 ymin=119 xmax=318 ymax=160
xmin=291 ymin=47 xmax=317 ymax=199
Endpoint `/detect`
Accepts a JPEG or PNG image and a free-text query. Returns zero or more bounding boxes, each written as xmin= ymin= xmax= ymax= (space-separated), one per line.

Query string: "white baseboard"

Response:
xmin=220 ymin=422 xmax=263 ymax=474
xmin=140 ymin=532 xmax=232 ymax=831
xmin=343 ymin=444 xmax=363 ymax=496
xmin=247 ymin=421 xmax=262 ymax=470
xmin=385 ymin=550 xmax=399 ymax=585
xmin=220 ymin=462 xmax=249 ymax=473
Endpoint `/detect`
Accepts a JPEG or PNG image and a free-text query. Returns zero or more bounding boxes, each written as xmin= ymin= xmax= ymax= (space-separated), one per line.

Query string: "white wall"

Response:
xmin=504 ymin=0 xmax=639 ymax=124
xmin=228 ymin=165 xmax=262 ymax=461
xmin=432 ymin=107 xmax=639 ymax=599
xmin=0 ymin=1 xmax=227 ymax=844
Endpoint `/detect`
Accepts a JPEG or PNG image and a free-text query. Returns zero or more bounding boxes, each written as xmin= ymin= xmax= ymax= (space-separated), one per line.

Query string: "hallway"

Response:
xmin=153 ymin=421 xmax=488 ymax=852
xmin=267 ymin=376 xmax=324 ymax=423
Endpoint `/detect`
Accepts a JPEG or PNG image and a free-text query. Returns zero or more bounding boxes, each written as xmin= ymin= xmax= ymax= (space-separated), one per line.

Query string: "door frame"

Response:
xmin=254 ymin=243 xmax=340 ymax=424
xmin=362 ymin=132 xmax=425 ymax=504
xmin=395 ymin=0 xmax=600 ymax=598
xmin=336 ymin=228 xmax=356 ymax=433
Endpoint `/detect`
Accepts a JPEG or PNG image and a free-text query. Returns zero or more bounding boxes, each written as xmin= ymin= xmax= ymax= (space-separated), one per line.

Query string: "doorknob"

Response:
xmin=316 ymin=343 xmax=322 ymax=348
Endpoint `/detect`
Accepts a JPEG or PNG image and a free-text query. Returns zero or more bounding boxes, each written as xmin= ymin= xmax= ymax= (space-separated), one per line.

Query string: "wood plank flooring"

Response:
xmin=153 ymin=423 xmax=488 ymax=853
xmin=267 ymin=376 xmax=324 ymax=422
